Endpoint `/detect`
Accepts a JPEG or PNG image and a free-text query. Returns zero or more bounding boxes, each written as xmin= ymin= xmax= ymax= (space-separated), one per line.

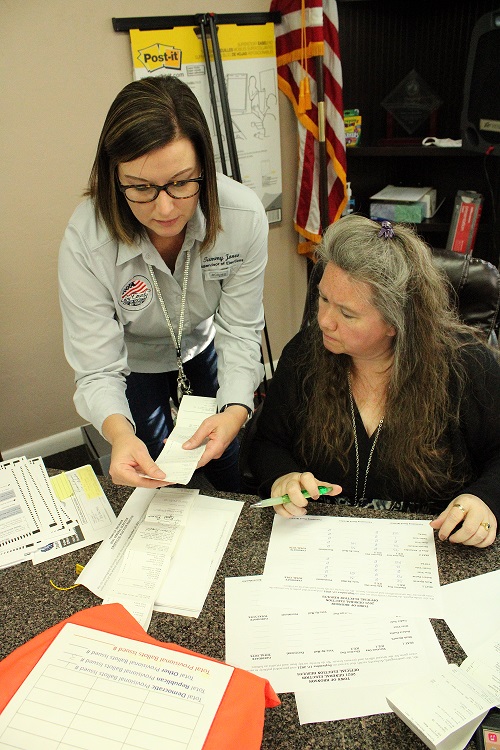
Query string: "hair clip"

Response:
xmin=378 ymin=221 xmax=394 ymax=240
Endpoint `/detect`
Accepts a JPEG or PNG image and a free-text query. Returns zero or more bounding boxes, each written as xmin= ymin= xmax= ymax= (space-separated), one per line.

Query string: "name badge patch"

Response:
xmin=201 ymin=252 xmax=243 ymax=280
xmin=204 ymin=268 xmax=230 ymax=280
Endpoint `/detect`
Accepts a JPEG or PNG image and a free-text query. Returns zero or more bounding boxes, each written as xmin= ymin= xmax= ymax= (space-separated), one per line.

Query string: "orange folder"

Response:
xmin=0 ymin=603 xmax=280 ymax=749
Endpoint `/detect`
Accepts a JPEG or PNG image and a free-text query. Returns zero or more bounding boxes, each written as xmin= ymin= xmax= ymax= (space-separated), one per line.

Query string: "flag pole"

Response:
xmin=314 ymin=54 xmax=330 ymax=235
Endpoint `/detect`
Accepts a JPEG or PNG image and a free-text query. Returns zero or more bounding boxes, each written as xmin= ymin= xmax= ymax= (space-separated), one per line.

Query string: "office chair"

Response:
xmin=239 ymin=246 xmax=500 ymax=493
xmin=431 ymin=248 xmax=500 ymax=347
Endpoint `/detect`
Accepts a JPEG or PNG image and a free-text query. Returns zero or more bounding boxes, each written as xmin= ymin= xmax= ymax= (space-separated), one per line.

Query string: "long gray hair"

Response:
xmin=297 ymin=214 xmax=475 ymax=497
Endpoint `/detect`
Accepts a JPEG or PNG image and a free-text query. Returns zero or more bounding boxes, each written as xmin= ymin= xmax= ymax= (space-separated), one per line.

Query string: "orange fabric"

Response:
xmin=0 ymin=604 xmax=280 ymax=749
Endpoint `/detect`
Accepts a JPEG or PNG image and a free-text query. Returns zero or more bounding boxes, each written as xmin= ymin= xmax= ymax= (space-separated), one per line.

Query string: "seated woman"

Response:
xmin=248 ymin=214 xmax=500 ymax=548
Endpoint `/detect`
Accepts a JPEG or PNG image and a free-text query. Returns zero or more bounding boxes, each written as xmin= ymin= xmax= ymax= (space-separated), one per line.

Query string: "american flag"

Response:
xmin=122 ymin=278 xmax=148 ymax=298
xmin=271 ymin=0 xmax=347 ymax=253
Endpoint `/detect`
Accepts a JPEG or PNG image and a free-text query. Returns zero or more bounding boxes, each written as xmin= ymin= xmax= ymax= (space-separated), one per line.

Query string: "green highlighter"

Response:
xmin=250 ymin=486 xmax=333 ymax=508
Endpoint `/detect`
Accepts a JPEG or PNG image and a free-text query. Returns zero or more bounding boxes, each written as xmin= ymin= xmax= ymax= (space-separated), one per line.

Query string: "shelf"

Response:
xmin=346 ymin=146 xmax=483 ymax=158
xmin=356 ymin=204 xmax=494 ymax=237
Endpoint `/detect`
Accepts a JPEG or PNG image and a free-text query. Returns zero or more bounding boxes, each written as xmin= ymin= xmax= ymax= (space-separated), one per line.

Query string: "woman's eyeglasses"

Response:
xmin=118 ymin=176 xmax=204 ymax=203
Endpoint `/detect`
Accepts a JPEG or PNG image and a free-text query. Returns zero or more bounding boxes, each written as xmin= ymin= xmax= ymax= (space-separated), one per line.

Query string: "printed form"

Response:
xmin=0 ymin=623 xmax=233 ymax=750
xmin=34 ymin=465 xmax=116 ymax=564
xmin=225 ymin=575 xmax=446 ymax=722
xmin=0 ymin=456 xmax=75 ymax=568
xmin=0 ymin=459 xmax=115 ymax=568
xmin=261 ymin=515 xmax=443 ymax=617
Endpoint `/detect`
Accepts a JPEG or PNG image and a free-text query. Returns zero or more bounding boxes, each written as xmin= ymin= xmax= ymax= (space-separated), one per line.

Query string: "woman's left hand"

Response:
xmin=430 ymin=493 xmax=497 ymax=547
xmin=182 ymin=405 xmax=248 ymax=468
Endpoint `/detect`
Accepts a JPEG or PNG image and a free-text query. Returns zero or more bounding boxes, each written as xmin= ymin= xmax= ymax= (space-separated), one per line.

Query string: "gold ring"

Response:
xmin=453 ymin=503 xmax=466 ymax=512
xmin=480 ymin=522 xmax=491 ymax=531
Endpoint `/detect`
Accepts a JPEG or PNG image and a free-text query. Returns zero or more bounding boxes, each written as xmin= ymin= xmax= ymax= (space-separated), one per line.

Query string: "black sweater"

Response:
xmin=249 ymin=329 xmax=500 ymax=522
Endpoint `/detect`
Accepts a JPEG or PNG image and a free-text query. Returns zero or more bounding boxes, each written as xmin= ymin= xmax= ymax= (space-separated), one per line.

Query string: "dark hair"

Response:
xmin=296 ymin=214 xmax=479 ymax=498
xmin=87 ymin=75 xmax=221 ymax=251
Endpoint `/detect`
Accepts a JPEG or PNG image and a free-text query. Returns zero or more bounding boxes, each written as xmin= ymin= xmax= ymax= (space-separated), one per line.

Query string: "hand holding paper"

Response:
xmin=182 ymin=405 xmax=248 ymax=468
xmin=155 ymin=396 xmax=217 ymax=484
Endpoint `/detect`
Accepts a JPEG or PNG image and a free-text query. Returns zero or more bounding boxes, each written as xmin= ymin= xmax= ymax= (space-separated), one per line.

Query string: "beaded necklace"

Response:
xmin=147 ymin=247 xmax=193 ymax=402
xmin=347 ymin=375 xmax=384 ymax=502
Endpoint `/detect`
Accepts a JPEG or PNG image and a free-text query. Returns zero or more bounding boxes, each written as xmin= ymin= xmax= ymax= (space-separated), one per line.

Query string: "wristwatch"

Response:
xmin=220 ymin=403 xmax=253 ymax=423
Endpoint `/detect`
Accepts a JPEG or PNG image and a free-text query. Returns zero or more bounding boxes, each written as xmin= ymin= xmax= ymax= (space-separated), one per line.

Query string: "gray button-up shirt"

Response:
xmin=58 ymin=173 xmax=268 ymax=433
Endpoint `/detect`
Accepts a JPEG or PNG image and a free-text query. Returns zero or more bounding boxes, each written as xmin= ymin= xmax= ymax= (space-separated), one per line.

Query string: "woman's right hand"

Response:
xmin=271 ymin=471 xmax=342 ymax=518
xmin=103 ymin=414 xmax=171 ymax=488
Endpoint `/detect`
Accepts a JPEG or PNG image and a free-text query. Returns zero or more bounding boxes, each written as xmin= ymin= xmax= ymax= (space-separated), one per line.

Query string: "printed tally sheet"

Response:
xmin=0 ymin=623 xmax=233 ymax=750
xmin=0 ymin=457 xmax=114 ymax=568
xmin=78 ymin=486 xmax=243 ymax=628
xmin=261 ymin=515 xmax=443 ymax=618
xmin=155 ymin=395 xmax=217 ymax=484
xmin=225 ymin=513 xmax=446 ymax=724
xmin=225 ymin=575 xmax=447 ymax=722
xmin=102 ymin=488 xmax=198 ymax=629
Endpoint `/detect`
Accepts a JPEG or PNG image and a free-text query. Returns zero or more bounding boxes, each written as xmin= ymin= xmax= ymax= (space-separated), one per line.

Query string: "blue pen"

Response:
xmin=250 ymin=486 xmax=333 ymax=508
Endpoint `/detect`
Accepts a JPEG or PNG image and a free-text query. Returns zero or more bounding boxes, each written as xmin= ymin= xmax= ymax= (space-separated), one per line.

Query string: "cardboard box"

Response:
xmin=369 ymin=185 xmax=437 ymax=222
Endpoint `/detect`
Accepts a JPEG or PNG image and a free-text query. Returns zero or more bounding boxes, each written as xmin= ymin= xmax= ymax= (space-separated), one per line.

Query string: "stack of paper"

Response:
xmin=387 ymin=630 xmax=500 ymax=750
xmin=369 ymin=184 xmax=438 ymax=222
xmin=79 ymin=487 xmax=244 ymax=628
xmin=0 ymin=457 xmax=115 ymax=568
xmin=226 ymin=514 xmax=500 ymax=747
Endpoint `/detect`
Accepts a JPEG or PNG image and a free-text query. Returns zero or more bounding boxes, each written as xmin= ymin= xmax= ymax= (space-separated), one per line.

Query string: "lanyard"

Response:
xmin=147 ymin=248 xmax=193 ymax=402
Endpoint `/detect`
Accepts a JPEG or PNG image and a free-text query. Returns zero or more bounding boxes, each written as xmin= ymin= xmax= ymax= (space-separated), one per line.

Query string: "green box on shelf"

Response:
xmin=369 ymin=202 xmax=424 ymax=222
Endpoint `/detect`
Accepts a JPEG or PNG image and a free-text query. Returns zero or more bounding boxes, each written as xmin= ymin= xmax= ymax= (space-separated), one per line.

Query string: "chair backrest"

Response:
xmin=431 ymin=248 xmax=500 ymax=346
xmin=301 ymin=249 xmax=500 ymax=346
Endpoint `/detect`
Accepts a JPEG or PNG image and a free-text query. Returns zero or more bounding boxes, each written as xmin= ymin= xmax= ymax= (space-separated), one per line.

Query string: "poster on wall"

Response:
xmin=129 ymin=25 xmax=282 ymax=224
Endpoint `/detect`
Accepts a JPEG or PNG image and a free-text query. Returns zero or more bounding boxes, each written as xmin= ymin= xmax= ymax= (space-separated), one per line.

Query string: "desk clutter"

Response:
xmin=1 ymin=438 xmax=500 ymax=748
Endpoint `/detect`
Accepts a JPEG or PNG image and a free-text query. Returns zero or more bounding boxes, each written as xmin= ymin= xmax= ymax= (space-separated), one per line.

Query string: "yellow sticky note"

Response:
xmin=76 ymin=465 xmax=102 ymax=500
xmin=50 ymin=473 xmax=73 ymax=501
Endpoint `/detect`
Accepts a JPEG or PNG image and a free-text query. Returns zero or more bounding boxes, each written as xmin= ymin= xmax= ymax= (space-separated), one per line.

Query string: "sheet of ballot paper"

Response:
xmin=441 ymin=570 xmax=500 ymax=656
xmin=0 ymin=623 xmax=233 ymax=750
xmin=154 ymin=395 xmax=217 ymax=484
xmin=154 ymin=494 xmax=244 ymax=617
xmin=0 ymin=456 xmax=75 ymax=568
xmin=31 ymin=465 xmax=116 ymax=564
xmin=386 ymin=628 xmax=500 ymax=750
xmin=225 ymin=575 xmax=446 ymax=721
xmin=100 ymin=488 xmax=197 ymax=629
xmin=261 ymin=515 xmax=443 ymax=618
xmin=78 ymin=487 xmax=243 ymax=620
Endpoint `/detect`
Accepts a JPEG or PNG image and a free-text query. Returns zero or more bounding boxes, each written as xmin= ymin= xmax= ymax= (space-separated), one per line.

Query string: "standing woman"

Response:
xmin=58 ymin=75 xmax=268 ymax=491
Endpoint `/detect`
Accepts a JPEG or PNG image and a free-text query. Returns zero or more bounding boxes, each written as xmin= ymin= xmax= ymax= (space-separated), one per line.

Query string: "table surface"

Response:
xmin=2 ymin=475 xmax=498 ymax=749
